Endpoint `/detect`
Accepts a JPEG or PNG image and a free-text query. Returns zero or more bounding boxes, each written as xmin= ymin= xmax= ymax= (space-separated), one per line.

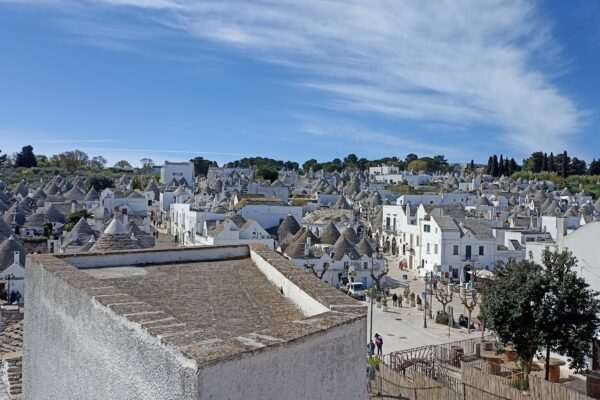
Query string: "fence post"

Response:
xmin=462 ymin=382 xmax=466 ymax=400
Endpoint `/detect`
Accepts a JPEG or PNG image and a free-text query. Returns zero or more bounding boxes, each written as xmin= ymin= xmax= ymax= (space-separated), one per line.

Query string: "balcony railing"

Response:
xmin=461 ymin=255 xmax=478 ymax=262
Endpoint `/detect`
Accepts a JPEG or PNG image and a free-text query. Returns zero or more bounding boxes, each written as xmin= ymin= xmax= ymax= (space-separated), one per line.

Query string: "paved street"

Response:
xmin=363 ymin=255 xmax=486 ymax=353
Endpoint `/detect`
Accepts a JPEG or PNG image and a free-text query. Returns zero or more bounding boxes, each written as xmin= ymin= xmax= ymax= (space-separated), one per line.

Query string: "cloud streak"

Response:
xmin=7 ymin=0 xmax=585 ymax=154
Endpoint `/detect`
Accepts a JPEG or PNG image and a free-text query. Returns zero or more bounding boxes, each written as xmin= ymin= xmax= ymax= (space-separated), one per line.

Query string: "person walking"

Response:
xmin=375 ymin=334 xmax=383 ymax=355
xmin=392 ymin=293 xmax=398 ymax=307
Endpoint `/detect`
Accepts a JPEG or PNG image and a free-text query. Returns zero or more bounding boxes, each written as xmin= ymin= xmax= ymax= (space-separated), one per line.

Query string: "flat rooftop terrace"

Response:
xmin=81 ymin=258 xmax=305 ymax=342
xmin=29 ymin=245 xmax=365 ymax=367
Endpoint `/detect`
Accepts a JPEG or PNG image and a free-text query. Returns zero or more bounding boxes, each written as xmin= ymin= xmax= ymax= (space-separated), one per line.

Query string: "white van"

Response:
xmin=347 ymin=282 xmax=366 ymax=300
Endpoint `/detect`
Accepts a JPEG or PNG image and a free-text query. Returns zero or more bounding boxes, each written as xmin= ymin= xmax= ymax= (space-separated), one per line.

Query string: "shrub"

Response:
xmin=367 ymin=357 xmax=380 ymax=370
xmin=435 ymin=311 xmax=449 ymax=325
xmin=416 ymin=296 xmax=422 ymax=305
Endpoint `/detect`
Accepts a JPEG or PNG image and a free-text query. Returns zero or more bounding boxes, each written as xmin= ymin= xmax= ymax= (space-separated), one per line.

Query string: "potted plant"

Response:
xmin=410 ymin=292 xmax=416 ymax=307
xmin=416 ymin=296 xmax=423 ymax=311
xmin=376 ymin=293 xmax=382 ymax=308
xmin=403 ymin=287 xmax=411 ymax=305
xmin=382 ymin=298 xmax=388 ymax=312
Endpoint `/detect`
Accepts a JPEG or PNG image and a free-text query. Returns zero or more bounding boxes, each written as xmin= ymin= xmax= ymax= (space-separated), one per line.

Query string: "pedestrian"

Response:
xmin=9 ymin=291 xmax=16 ymax=304
xmin=392 ymin=293 xmax=398 ymax=307
xmin=367 ymin=340 xmax=375 ymax=357
xmin=375 ymin=334 xmax=383 ymax=355
xmin=15 ymin=291 xmax=21 ymax=304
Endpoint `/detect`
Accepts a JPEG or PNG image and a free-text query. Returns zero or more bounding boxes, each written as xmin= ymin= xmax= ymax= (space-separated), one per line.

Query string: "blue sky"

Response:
xmin=1 ymin=0 xmax=599 ymax=167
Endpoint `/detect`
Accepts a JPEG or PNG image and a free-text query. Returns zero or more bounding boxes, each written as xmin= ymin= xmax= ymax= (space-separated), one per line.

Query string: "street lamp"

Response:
xmin=423 ymin=272 xmax=428 ymax=328
xmin=369 ymin=256 xmax=374 ymax=342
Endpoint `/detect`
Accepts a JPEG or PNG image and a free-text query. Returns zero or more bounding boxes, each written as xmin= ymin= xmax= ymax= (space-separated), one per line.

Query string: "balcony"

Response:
xmin=383 ymin=224 xmax=397 ymax=232
xmin=461 ymin=255 xmax=478 ymax=262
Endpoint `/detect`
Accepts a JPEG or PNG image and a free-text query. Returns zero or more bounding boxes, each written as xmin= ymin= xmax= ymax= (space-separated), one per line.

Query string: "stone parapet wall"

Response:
xmin=2 ymin=352 xmax=22 ymax=399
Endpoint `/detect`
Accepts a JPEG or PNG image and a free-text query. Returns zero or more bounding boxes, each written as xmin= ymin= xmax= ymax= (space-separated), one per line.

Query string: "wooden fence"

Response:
xmin=529 ymin=376 xmax=596 ymax=400
xmin=461 ymin=361 xmax=529 ymax=400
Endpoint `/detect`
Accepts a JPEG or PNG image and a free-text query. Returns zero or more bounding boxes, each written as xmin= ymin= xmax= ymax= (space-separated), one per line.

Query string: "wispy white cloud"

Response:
xmin=5 ymin=0 xmax=585 ymax=154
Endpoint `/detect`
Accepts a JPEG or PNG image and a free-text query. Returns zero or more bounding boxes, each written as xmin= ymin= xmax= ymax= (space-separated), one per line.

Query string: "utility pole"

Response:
xmin=423 ymin=272 xmax=428 ymax=328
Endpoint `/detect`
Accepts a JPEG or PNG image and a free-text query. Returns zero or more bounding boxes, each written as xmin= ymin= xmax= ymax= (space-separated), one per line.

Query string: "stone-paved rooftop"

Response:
xmin=29 ymin=245 xmax=366 ymax=368
xmin=82 ymin=258 xmax=305 ymax=342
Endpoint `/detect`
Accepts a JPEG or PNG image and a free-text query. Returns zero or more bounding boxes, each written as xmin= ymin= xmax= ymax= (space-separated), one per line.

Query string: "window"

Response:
xmin=424 ymin=224 xmax=431 ymax=233
xmin=453 ymin=245 xmax=459 ymax=255
xmin=479 ymin=246 xmax=484 ymax=256
xmin=363 ymin=262 xmax=368 ymax=270
xmin=426 ymin=243 xmax=430 ymax=253
xmin=434 ymin=244 xmax=438 ymax=254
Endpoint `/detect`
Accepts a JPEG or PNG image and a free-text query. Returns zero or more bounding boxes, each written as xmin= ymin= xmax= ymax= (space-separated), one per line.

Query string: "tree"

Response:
xmin=256 ymin=166 xmax=278 ymax=182
xmin=433 ymin=283 xmax=453 ymax=313
xmin=89 ymin=156 xmax=107 ymax=169
xmin=538 ymin=248 xmax=600 ymax=377
xmin=370 ymin=262 xmax=389 ymax=293
xmin=524 ymin=152 xmax=545 ymax=173
xmin=190 ymin=157 xmax=218 ymax=177
xmin=481 ymin=260 xmax=546 ymax=374
xmin=87 ymin=175 xmax=114 ymax=191
xmin=469 ymin=160 xmax=475 ymax=170
xmin=491 ymin=155 xmax=499 ymax=177
xmin=549 ymin=152 xmax=555 ymax=172
xmin=131 ymin=176 xmax=143 ymax=191
xmin=499 ymin=154 xmax=504 ymax=176
xmin=405 ymin=153 xmax=418 ymax=165
xmin=541 ymin=153 xmax=548 ymax=172
xmin=50 ymin=150 xmax=89 ymax=171
xmin=302 ymin=159 xmax=320 ymax=172
xmin=304 ymin=262 xmax=330 ymax=280
xmin=35 ymin=154 xmax=50 ymax=167
xmin=114 ymin=160 xmax=132 ymax=170
xmin=486 ymin=156 xmax=493 ymax=175
xmin=561 ymin=150 xmax=569 ymax=178
xmin=455 ymin=286 xmax=479 ymax=334
xmin=140 ymin=158 xmax=155 ymax=171
xmin=343 ymin=154 xmax=359 ymax=169
xmin=407 ymin=160 xmax=428 ymax=173
xmin=64 ymin=209 xmax=93 ymax=231
xmin=14 ymin=145 xmax=37 ymax=168
xmin=0 ymin=149 xmax=6 ymax=167
xmin=589 ymin=159 xmax=600 ymax=175
xmin=509 ymin=158 xmax=519 ymax=175
xmin=570 ymin=157 xmax=586 ymax=176
xmin=43 ymin=222 xmax=53 ymax=238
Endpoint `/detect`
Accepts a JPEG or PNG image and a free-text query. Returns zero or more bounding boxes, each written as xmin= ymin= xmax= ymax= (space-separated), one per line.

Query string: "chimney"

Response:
xmin=144 ymin=217 xmax=150 ymax=234
xmin=14 ymin=251 xmax=20 ymax=266
xmin=71 ymin=201 xmax=76 ymax=213
xmin=71 ymin=228 xmax=78 ymax=243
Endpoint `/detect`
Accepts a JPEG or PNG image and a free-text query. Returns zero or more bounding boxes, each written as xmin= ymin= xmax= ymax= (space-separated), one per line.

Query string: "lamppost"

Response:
xmin=4 ymin=273 xmax=14 ymax=303
xmin=369 ymin=256 xmax=374 ymax=342
xmin=423 ymin=272 xmax=428 ymax=328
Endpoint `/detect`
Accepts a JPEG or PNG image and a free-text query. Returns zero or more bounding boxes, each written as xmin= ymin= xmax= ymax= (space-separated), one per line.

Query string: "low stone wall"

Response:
xmin=2 ymin=352 xmax=22 ymax=398
xmin=0 ymin=308 xmax=23 ymax=333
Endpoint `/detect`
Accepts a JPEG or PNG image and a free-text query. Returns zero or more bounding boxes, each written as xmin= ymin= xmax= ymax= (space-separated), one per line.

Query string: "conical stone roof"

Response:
xmin=277 ymin=215 xmax=301 ymax=244
xmin=341 ymin=227 xmax=359 ymax=245
xmin=0 ymin=236 xmax=26 ymax=271
xmin=331 ymin=236 xmax=359 ymax=261
xmin=319 ymin=222 xmax=340 ymax=245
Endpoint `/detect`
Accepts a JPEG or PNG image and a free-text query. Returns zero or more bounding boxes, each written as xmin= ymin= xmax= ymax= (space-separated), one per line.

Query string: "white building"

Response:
xmin=527 ymin=221 xmax=600 ymax=295
xmin=196 ymin=218 xmax=274 ymax=249
xmin=234 ymin=200 xmax=302 ymax=230
xmin=160 ymin=161 xmax=194 ymax=187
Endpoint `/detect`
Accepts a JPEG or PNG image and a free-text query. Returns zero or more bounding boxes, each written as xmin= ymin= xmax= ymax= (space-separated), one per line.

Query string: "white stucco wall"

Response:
xmin=197 ymin=318 xmax=366 ymax=400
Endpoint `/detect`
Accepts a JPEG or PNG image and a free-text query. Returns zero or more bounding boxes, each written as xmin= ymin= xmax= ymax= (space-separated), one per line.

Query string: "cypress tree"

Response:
xmin=549 ymin=152 xmax=554 ymax=172
xmin=499 ymin=154 xmax=504 ymax=176
xmin=492 ymin=155 xmax=499 ymax=177
xmin=561 ymin=150 xmax=568 ymax=178
xmin=541 ymin=153 xmax=548 ymax=172
xmin=486 ymin=156 xmax=493 ymax=175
